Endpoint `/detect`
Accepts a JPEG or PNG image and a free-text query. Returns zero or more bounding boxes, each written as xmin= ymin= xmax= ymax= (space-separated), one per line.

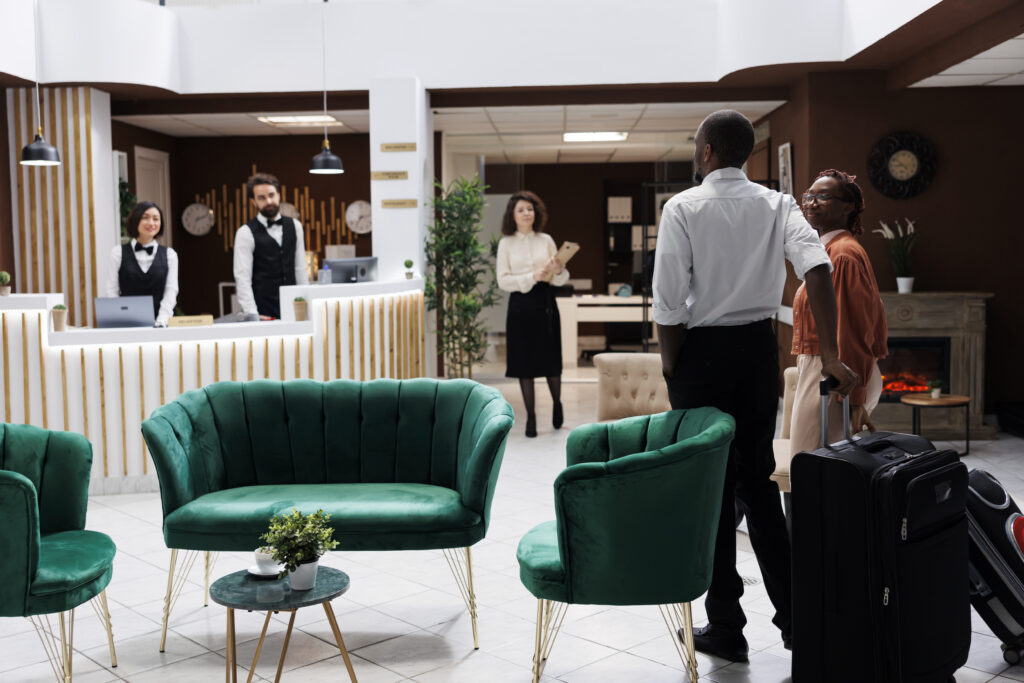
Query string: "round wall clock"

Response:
xmin=181 ymin=202 xmax=214 ymax=236
xmin=346 ymin=200 xmax=372 ymax=234
xmin=867 ymin=131 xmax=936 ymax=199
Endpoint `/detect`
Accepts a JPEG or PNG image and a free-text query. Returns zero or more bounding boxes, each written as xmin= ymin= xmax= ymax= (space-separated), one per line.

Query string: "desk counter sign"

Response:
xmin=168 ymin=315 xmax=215 ymax=327
xmin=381 ymin=199 xmax=418 ymax=208
xmin=381 ymin=142 xmax=416 ymax=152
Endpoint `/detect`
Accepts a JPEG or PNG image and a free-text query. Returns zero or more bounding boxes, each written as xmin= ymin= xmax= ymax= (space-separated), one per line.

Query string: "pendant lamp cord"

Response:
xmin=32 ymin=0 xmax=42 ymax=135
xmin=321 ymin=0 xmax=328 ymax=146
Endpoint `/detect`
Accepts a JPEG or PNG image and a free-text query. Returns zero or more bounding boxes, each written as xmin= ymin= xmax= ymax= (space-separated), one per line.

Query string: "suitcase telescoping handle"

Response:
xmin=819 ymin=377 xmax=852 ymax=447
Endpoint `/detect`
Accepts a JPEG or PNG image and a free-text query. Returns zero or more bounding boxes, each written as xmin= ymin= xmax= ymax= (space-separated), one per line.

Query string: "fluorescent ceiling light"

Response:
xmin=257 ymin=115 xmax=343 ymax=127
xmin=563 ymin=131 xmax=628 ymax=142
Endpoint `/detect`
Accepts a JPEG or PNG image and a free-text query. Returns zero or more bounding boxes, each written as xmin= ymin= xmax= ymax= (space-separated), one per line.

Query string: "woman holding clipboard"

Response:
xmin=496 ymin=191 xmax=576 ymax=438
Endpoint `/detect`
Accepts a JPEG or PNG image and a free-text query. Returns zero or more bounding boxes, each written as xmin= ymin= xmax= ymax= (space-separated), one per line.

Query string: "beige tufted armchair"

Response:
xmin=594 ymin=353 xmax=671 ymax=422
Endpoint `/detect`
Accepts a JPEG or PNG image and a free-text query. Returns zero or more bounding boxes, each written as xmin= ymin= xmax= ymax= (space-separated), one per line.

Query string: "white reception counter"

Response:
xmin=0 ymin=281 xmax=427 ymax=494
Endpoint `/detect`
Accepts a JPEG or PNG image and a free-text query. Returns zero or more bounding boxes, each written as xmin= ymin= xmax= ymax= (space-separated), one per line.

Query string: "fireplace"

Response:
xmin=878 ymin=337 xmax=951 ymax=402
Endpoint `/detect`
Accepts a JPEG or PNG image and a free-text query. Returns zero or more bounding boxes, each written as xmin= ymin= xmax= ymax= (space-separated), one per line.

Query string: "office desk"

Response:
xmin=556 ymin=295 xmax=651 ymax=369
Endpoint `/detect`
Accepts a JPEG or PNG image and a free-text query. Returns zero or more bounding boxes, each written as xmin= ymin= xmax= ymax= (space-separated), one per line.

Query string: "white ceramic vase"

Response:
xmin=896 ymin=277 xmax=915 ymax=294
xmin=931 ymin=388 xmax=942 ymax=399
xmin=289 ymin=560 xmax=319 ymax=590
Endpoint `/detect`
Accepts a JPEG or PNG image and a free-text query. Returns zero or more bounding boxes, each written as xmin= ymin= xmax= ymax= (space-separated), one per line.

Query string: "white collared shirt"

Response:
xmin=652 ymin=167 xmax=831 ymax=328
xmin=232 ymin=213 xmax=309 ymax=315
xmin=496 ymin=230 xmax=570 ymax=293
xmin=105 ymin=239 xmax=179 ymax=326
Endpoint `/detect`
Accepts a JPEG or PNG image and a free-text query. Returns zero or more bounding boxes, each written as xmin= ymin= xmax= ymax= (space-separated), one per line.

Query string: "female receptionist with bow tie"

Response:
xmin=104 ymin=201 xmax=179 ymax=327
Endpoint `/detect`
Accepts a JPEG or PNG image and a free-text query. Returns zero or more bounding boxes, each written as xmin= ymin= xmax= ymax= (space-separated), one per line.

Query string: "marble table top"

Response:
xmin=209 ymin=566 xmax=350 ymax=611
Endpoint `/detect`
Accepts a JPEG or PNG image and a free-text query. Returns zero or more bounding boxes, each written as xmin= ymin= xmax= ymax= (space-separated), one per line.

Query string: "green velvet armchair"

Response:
xmin=142 ymin=377 xmax=514 ymax=650
xmin=0 ymin=423 xmax=118 ymax=682
xmin=516 ymin=408 xmax=734 ymax=682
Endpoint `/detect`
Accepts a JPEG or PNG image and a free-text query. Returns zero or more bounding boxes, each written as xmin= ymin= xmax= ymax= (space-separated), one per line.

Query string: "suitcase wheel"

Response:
xmin=1002 ymin=644 xmax=1023 ymax=665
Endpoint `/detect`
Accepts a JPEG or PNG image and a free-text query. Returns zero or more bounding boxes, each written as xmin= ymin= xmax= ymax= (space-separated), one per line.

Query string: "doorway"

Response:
xmin=134 ymin=146 xmax=173 ymax=247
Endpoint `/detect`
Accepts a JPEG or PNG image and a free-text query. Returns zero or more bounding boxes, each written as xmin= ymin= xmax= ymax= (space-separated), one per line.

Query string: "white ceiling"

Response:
xmin=911 ymin=32 xmax=1024 ymax=87
xmin=437 ymin=101 xmax=785 ymax=164
xmin=112 ymin=110 xmax=370 ymax=136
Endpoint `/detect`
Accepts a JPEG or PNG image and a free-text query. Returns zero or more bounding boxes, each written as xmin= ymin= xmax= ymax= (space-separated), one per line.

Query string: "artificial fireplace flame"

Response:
xmin=881 ymin=373 xmax=930 ymax=395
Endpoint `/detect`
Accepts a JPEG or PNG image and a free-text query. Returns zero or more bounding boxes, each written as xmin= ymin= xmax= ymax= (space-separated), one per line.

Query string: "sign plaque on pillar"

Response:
xmin=381 ymin=199 xmax=419 ymax=208
xmin=370 ymin=171 xmax=410 ymax=180
xmin=380 ymin=143 xmax=417 ymax=152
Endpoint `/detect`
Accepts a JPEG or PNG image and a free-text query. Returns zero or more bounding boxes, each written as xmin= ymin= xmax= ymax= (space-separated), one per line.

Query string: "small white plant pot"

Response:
xmin=51 ymin=309 xmax=67 ymax=332
xmin=289 ymin=560 xmax=319 ymax=590
xmin=293 ymin=300 xmax=308 ymax=322
xmin=931 ymin=388 xmax=942 ymax=399
xmin=405 ymin=271 xmax=414 ymax=279
xmin=896 ymin=277 xmax=915 ymax=294
xmin=0 ymin=285 xmax=10 ymax=296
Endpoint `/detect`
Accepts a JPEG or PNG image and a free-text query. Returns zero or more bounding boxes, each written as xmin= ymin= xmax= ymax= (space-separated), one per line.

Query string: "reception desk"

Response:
xmin=0 ymin=281 xmax=426 ymax=494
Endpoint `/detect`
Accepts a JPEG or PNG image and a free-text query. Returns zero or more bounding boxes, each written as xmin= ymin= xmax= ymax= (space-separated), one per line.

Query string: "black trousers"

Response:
xmin=665 ymin=319 xmax=791 ymax=637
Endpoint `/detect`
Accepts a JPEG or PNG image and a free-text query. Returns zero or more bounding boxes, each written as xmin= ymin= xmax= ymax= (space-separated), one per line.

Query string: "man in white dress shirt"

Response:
xmin=653 ymin=110 xmax=856 ymax=663
xmin=233 ymin=173 xmax=308 ymax=319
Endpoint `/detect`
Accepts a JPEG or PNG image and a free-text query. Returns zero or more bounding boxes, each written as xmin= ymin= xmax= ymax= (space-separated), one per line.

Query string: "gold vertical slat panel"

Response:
xmin=39 ymin=101 xmax=51 ymax=292
xmin=60 ymin=88 xmax=75 ymax=323
xmin=416 ymin=292 xmax=424 ymax=377
xmin=80 ymin=348 xmax=89 ymax=442
xmin=334 ymin=301 xmax=342 ymax=380
xmin=263 ymin=338 xmax=269 ymax=378
xmin=378 ymin=298 xmax=386 ymax=379
xmin=231 ymin=342 xmax=237 ymax=382
xmin=27 ymin=146 xmax=38 ymax=293
xmin=178 ymin=344 xmax=184 ymax=397
xmin=1 ymin=314 xmax=9 ymax=422
xmin=358 ymin=299 xmax=366 ymax=381
xmin=61 ymin=350 xmax=69 ymax=431
xmin=118 ymin=347 xmax=127 ymax=476
xmin=398 ymin=296 xmax=406 ymax=379
xmin=85 ymin=88 xmax=97 ymax=326
xmin=47 ymin=87 xmax=59 ymax=294
xmin=347 ymin=301 xmax=355 ymax=380
xmin=308 ymin=337 xmax=314 ymax=379
xmin=196 ymin=344 xmax=202 ymax=388
xmin=13 ymin=92 xmax=26 ymax=293
xmin=388 ymin=298 xmax=395 ymax=379
xmin=98 ymin=348 xmax=108 ymax=477
xmin=294 ymin=338 xmax=300 ymax=379
xmin=368 ymin=298 xmax=376 ymax=380
xmin=72 ymin=88 xmax=87 ymax=322
xmin=160 ymin=346 xmax=166 ymax=406
xmin=139 ymin=346 xmax=147 ymax=473
xmin=279 ymin=339 xmax=285 ymax=380
xmin=37 ymin=313 xmax=47 ymax=428
xmin=214 ymin=342 xmax=220 ymax=382
xmin=321 ymin=303 xmax=329 ymax=380
xmin=248 ymin=340 xmax=254 ymax=381
xmin=21 ymin=313 xmax=30 ymax=424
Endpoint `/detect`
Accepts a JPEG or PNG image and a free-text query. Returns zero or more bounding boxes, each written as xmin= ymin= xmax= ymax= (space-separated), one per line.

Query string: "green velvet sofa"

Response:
xmin=516 ymin=408 xmax=734 ymax=682
xmin=0 ymin=423 xmax=118 ymax=680
xmin=142 ymin=377 xmax=514 ymax=649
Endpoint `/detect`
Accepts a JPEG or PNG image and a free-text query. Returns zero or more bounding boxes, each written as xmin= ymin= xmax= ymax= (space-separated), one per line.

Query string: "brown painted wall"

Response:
xmin=0 ymin=88 xmax=14 ymax=283
xmin=170 ymin=134 xmax=371 ymax=315
xmin=768 ymin=71 xmax=1024 ymax=409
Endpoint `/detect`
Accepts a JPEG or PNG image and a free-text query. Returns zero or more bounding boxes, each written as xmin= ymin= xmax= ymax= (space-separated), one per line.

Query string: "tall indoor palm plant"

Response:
xmin=425 ymin=176 xmax=499 ymax=379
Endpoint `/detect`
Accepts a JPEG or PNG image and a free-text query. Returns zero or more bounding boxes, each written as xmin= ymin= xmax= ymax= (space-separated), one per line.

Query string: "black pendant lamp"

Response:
xmin=21 ymin=0 xmax=60 ymax=167
xmin=309 ymin=0 xmax=343 ymax=175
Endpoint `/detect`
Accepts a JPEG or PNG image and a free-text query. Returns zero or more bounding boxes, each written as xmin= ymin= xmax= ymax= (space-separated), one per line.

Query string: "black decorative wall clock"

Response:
xmin=867 ymin=131 xmax=936 ymax=199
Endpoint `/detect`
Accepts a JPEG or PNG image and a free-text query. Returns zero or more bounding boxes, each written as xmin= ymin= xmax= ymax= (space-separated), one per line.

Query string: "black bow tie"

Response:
xmin=266 ymin=217 xmax=283 ymax=227
xmin=134 ymin=243 xmax=154 ymax=256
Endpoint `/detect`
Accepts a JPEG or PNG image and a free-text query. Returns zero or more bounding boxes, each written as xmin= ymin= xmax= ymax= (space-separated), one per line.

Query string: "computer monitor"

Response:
xmin=325 ymin=257 xmax=378 ymax=284
xmin=94 ymin=296 xmax=156 ymax=328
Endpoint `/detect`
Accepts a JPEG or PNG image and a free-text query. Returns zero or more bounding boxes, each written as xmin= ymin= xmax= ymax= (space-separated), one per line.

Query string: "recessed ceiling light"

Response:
xmin=257 ymin=114 xmax=343 ymax=127
xmin=563 ymin=131 xmax=628 ymax=142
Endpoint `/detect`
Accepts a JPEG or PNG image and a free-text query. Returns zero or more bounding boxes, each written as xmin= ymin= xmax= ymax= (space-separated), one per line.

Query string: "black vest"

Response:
xmin=118 ymin=242 xmax=168 ymax=318
xmin=248 ymin=217 xmax=297 ymax=318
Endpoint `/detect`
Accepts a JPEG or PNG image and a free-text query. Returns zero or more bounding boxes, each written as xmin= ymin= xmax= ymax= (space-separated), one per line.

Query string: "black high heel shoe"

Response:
xmin=525 ymin=414 xmax=537 ymax=438
xmin=553 ymin=401 xmax=564 ymax=429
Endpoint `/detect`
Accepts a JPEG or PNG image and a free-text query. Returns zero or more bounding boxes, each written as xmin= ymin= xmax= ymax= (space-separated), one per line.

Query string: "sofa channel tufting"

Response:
xmin=141 ymin=377 xmax=514 ymax=650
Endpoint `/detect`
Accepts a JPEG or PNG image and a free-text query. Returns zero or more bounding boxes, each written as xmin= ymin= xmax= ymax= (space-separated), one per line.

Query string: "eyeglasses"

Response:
xmin=802 ymin=192 xmax=836 ymax=204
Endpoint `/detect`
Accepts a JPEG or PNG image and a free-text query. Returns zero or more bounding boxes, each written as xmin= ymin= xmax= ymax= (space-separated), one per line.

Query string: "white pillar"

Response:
xmin=368 ymin=76 xmax=433 ymax=282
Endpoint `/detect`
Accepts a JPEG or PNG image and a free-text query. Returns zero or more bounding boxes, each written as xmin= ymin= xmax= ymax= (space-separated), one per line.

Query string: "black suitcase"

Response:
xmin=966 ymin=468 xmax=1024 ymax=664
xmin=791 ymin=379 xmax=971 ymax=683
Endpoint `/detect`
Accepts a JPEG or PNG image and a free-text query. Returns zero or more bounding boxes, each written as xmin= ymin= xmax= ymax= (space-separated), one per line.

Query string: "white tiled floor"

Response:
xmin=3 ymin=366 xmax=1023 ymax=682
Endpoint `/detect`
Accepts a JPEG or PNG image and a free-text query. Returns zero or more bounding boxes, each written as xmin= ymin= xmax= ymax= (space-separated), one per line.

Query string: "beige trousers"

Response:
xmin=789 ymin=354 xmax=883 ymax=456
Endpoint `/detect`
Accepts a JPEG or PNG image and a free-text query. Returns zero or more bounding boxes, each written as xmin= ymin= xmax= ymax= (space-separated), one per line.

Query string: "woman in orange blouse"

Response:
xmin=789 ymin=169 xmax=888 ymax=454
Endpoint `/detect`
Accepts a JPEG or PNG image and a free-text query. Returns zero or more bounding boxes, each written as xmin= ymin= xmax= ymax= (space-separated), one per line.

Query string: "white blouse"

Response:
xmin=496 ymin=231 xmax=570 ymax=294
xmin=105 ymin=239 xmax=179 ymax=326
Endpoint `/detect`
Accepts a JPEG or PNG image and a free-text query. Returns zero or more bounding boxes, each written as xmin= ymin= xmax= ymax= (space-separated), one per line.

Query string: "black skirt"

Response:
xmin=506 ymin=282 xmax=562 ymax=378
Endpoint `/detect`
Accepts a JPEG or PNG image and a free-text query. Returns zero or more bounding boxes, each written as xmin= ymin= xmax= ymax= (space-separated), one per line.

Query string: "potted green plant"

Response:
xmin=0 ymin=270 xmax=10 ymax=296
xmin=404 ymin=259 xmax=414 ymax=279
xmin=425 ymin=176 xmax=500 ymax=379
xmin=293 ymin=296 xmax=308 ymax=322
xmin=873 ymin=218 xmax=917 ymax=293
xmin=927 ymin=380 xmax=943 ymax=399
xmin=260 ymin=508 xmax=338 ymax=590
xmin=51 ymin=303 xmax=68 ymax=332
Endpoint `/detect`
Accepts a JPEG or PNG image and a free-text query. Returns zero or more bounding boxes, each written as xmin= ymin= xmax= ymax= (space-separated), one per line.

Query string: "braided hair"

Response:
xmin=814 ymin=168 xmax=866 ymax=236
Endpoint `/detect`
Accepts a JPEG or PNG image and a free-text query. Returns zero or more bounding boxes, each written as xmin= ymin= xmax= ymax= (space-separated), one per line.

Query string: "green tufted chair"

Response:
xmin=0 ymin=423 xmax=118 ymax=682
xmin=142 ymin=377 xmax=514 ymax=650
xmin=516 ymin=408 xmax=734 ymax=682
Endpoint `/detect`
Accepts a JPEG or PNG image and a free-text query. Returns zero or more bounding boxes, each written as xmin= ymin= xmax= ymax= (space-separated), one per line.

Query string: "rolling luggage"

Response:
xmin=790 ymin=378 xmax=970 ymax=683
xmin=966 ymin=468 xmax=1024 ymax=664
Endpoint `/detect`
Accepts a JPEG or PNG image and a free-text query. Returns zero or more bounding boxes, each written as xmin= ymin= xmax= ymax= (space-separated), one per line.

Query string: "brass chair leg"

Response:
xmin=59 ymin=610 xmax=73 ymax=683
xmin=90 ymin=589 xmax=118 ymax=667
xmin=531 ymin=598 xmax=568 ymax=683
xmin=160 ymin=548 xmax=201 ymax=652
xmin=204 ymin=551 xmax=213 ymax=607
xmin=160 ymin=548 xmax=178 ymax=653
xmin=441 ymin=546 xmax=479 ymax=649
xmin=658 ymin=602 xmax=698 ymax=681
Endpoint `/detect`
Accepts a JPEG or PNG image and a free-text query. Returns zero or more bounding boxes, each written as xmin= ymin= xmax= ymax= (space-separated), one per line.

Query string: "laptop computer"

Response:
xmin=94 ymin=296 xmax=156 ymax=328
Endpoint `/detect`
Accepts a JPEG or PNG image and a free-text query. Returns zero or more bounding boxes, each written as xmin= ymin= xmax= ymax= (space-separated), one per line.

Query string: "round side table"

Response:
xmin=210 ymin=566 xmax=357 ymax=683
xmin=899 ymin=393 xmax=971 ymax=456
